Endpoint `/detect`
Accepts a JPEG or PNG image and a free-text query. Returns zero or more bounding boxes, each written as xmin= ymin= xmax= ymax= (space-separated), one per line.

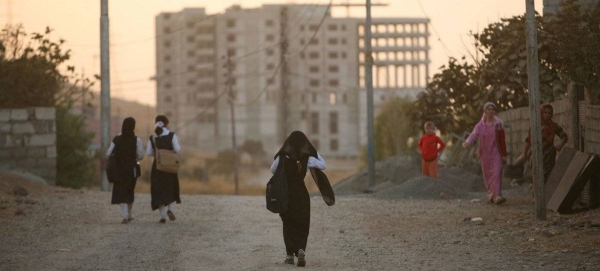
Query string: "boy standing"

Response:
xmin=418 ymin=121 xmax=446 ymax=179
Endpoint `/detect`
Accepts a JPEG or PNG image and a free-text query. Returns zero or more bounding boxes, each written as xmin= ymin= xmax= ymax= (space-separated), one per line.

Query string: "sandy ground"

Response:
xmin=1 ymin=171 xmax=600 ymax=271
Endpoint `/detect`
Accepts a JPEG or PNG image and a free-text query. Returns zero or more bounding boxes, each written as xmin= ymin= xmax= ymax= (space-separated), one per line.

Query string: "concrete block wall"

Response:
xmin=498 ymin=99 xmax=573 ymax=161
xmin=585 ymin=105 xmax=600 ymax=156
xmin=0 ymin=108 xmax=57 ymax=185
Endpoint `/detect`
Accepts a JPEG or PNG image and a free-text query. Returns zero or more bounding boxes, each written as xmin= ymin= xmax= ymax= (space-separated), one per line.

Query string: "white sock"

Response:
xmin=168 ymin=202 xmax=175 ymax=213
xmin=119 ymin=203 xmax=128 ymax=219
xmin=159 ymin=205 xmax=167 ymax=219
xmin=127 ymin=204 xmax=133 ymax=219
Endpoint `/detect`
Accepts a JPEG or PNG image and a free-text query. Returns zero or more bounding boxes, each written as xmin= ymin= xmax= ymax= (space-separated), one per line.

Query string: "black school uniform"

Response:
xmin=149 ymin=132 xmax=181 ymax=210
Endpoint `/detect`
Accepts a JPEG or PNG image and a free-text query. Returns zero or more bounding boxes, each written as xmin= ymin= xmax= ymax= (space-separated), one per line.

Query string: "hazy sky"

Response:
xmin=1 ymin=0 xmax=543 ymax=106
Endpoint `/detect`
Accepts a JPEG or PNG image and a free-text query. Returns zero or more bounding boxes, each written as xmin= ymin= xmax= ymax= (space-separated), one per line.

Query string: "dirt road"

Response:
xmin=1 ymin=180 xmax=599 ymax=271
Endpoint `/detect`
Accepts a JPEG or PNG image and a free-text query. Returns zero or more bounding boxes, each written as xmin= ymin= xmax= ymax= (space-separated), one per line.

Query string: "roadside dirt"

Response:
xmin=1 ymin=171 xmax=599 ymax=271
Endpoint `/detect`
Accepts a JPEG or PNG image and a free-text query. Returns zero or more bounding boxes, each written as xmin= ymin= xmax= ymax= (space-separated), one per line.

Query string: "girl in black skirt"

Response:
xmin=146 ymin=115 xmax=181 ymax=223
xmin=270 ymin=131 xmax=328 ymax=267
xmin=106 ymin=117 xmax=144 ymax=224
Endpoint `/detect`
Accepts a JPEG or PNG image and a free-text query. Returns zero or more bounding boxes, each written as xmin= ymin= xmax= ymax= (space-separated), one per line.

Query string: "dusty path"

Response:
xmin=1 ymin=185 xmax=599 ymax=271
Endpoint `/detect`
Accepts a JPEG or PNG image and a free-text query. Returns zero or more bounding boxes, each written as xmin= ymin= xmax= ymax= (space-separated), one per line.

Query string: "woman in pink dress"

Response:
xmin=463 ymin=102 xmax=507 ymax=204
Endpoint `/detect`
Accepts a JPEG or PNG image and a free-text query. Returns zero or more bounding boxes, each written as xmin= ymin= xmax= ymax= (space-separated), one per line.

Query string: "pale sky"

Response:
xmin=1 ymin=0 xmax=544 ymax=106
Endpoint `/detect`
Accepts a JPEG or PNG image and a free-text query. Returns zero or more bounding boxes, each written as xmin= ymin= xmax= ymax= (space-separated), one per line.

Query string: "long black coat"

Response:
xmin=149 ymin=132 xmax=181 ymax=210
xmin=110 ymin=135 xmax=138 ymax=204
xmin=278 ymin=155 xmax=311 ymax=256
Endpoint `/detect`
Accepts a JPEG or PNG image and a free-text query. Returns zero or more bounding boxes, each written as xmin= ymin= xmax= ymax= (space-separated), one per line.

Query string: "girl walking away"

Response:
xmin=270 ymin=131 xmax=334 ymax=267
xmin=463 ymin=102 xmax=508 ymax=205
xmin=106 ymin=117 xmax=144 ymax=224
xmin=147 ymin=115 xmax=181 ymax=223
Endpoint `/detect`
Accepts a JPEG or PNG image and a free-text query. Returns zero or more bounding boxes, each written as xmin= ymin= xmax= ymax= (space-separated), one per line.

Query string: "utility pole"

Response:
xmin=279 ymin=6 xmax=290 ymax=142
xmin=224 ymin=56 xmax=239 ymax=195
xmin=100 ymin=0 xmax=111 ymax=192
xmin=525 ymin=0 xmax=545 ymax=220
xmin=365 ymin=0 xmax=376 ymax=188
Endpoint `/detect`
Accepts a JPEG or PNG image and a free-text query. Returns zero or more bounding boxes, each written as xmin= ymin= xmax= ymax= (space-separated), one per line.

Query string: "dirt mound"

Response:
xmin=333 ymin=154 xmax=487 ymax=199
xmin=375 ymin=176 xmax=471 ymax=200
xmin=0 ymin=171 xmax=60 ymax=198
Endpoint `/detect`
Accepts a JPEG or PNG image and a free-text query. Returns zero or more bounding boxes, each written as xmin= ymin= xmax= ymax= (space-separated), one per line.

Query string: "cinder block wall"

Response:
xmin=0 ymin=108 xmax=57 ymax=185
xmin=585 ymin=105 xmax=600 ymax=156
xmin=498 ymin=99 xmax=574 ymax=162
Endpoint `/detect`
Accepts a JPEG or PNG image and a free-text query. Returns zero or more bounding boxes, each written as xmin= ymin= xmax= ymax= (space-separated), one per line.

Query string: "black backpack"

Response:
xmin=266 ymin=156 xmax=289 ymax=214
xmin=105 ymin=150 xmax=118 ymax=183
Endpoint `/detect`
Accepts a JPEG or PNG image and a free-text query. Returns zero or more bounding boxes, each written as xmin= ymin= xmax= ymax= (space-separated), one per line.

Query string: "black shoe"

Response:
xmin=284 ymin=255 xmax=294 ymax=265
xmin=297 ymin=249 xmax=306 ymax=267
xmin=159 ymin=218 xmax=166 ymax=223
xmin=121 ymin=219 xmax=129 ymax=224
xmin=167 ymin=210 xmax=176 ymax=221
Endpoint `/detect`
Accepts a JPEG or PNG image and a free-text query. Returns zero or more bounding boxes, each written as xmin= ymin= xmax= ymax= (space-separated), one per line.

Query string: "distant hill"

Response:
xmin=73 ymin=91 xmax=156 ymax=148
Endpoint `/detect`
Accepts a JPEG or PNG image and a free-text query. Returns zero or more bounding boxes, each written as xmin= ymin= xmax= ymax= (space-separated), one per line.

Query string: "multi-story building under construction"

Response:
xmin=154 ymin=4 xmax=430 ymax=158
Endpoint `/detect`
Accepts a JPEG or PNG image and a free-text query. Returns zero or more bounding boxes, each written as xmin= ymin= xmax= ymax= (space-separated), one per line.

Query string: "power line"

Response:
xmin=70 ymin=13 xmax=221 ymax=47
xmin=286 ymin=0 xmax=332 ymax=58
xmin=414 ymin=0 xmax=452 ymax=58
xmin=111 ymin=3 xmax=323 ymax=86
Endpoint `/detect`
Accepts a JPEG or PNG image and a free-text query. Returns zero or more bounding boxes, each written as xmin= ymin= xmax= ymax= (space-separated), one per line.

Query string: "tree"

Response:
xmin=473 ymin=14 xmax=566 ymax=110
xmin=0 ymin=25 xmax=97 ymax=188
xmin=545 ymin=0 xmax=600 ymax=104
xmin=410 ymin=13 xmax=569 ymax=137
xmin=361 ymin=97 xmax=418 ymax=164
xmin=409 ymin=57 xmax=483 ymax=136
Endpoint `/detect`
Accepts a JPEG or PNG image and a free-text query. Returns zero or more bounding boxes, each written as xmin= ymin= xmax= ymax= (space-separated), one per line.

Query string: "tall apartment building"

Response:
xmin=155 ymin=4 xmax=429 ymax=157
xmin=543 ymin=0 xmax=598 ymax=15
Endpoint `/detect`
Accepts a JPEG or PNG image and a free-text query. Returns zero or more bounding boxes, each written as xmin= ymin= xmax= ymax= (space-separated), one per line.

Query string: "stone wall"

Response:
xmin=0 ymin=108 xmax=57 ymax=185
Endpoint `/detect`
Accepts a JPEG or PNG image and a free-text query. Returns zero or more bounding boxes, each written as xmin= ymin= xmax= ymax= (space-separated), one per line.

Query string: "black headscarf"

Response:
xmin=121 ymin=117 xmax=136 ymax=138
xmin=275 ymin=131 xmax=318 ymax=160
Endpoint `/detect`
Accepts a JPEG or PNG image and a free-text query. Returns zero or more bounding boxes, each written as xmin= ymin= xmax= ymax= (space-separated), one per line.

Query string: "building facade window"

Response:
xmin=227 ymin=34 xmax=236 ymax=42
xmin=309 ymin=52 xmax=319 ymax=59
xmin=227 ymin=48 xmax=236 ymax=57
xmin=311 ymin=112 xmax=319 ymax=134
xmin=309 ymin=66 xmax=319 ymax=73
xmin=330 ymin=139 xmax=339 ymax=151
xmin=328 ymin=65 xmax=339 ymax=73
xmin=329 ymin=112 xmax=338 ymax=134
xmin=329 ymin=79 xmax=339 ymax=87
xmin=310 ymin=79 xmax=320 ymax=87
xmin=329 ymin=52 xmax=338 ymax=59
xmin=329 ymin=92 xmax=337 ymax=105
xmin=328 ymin=24 xmax=338 ymax=31
xmin=266 ymin=20 xmax=274 ymax=27
xmin=328 ymin=38 xmax=338 ymax=45
xmin=227 ymin=19 xmax=236 ymax=28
